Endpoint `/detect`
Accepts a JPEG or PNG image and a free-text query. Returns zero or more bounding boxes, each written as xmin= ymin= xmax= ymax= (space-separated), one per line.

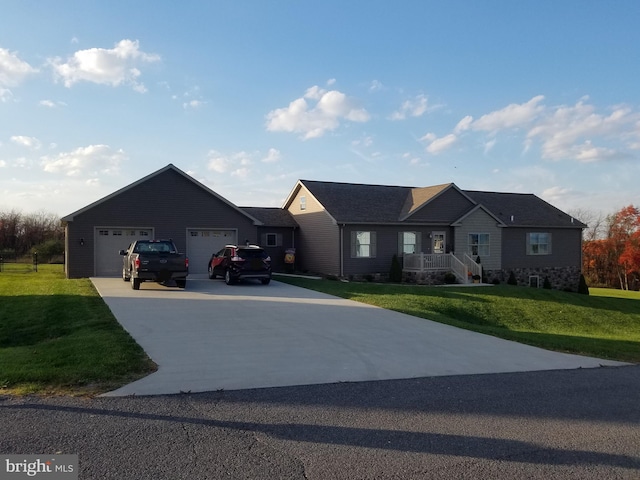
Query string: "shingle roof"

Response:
xmin=462 ymin=190 xmax=587 ymax=228
xmin=299 ymin=180 xmax=414 ymax=223
xmin=240 ymin=207 xmax=298 ymax=228
xmin=298 ymin=180 xmax=584 ymax=228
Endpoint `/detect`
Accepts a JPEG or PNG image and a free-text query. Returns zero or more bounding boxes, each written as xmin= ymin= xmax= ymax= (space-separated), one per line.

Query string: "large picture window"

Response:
xmin=468 ymin=233 xmax=490 ymax=257
xmin=351 ymin=231 xmax=376 ymax=258
xmin=527 ymin=232 xmax=551 ymax=255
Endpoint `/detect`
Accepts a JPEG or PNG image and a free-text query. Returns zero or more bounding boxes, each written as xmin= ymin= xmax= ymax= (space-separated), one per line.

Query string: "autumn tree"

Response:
xmin=609 ymin=205 xmax=640 ymax=290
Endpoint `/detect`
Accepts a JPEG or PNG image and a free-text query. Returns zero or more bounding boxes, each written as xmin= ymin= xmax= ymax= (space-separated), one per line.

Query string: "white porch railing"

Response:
xmin=403 ymin=253 xmax=482 ymax=284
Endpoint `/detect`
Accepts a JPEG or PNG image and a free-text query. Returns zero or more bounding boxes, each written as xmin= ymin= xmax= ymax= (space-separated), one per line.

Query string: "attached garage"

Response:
xmin=186 ymin=229 xmax=237 ymax=274
xmin=62 ymin=164 xmax=262 ymax=278
xmin=95 ymin=227 xmax=154 ymax=276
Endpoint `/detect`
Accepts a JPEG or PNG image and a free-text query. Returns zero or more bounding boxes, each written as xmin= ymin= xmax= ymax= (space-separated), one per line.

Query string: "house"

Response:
xmin=62 ymin=165 xmax=585 ymax=290
xmin=283 ymin=180 xmax=586 ymax=290
xmin=61 ymin=164 xmax=297 ymax=278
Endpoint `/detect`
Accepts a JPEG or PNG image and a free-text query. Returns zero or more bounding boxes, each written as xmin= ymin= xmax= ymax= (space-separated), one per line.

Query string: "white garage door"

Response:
xmin=187 ymin=229 xmax=236 ymax=274
xmin=95 ymin=228 xmax=154 ymax=276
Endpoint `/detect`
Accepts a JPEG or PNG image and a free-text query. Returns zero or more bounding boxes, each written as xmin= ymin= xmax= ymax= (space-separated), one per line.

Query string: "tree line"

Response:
xmin=573 ymin=205 xmax=640 ymax=290
xmin=0 ymin=209 xmax=65 ymax=262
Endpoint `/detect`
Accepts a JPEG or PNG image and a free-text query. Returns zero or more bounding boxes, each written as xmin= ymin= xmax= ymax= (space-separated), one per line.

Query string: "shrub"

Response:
xmin=543 ymin=276 xmax=552 ymax=289
xmin=492 ymin=278 xmax=501 ymax=285
xmin=389 ymin=254 xmax=402 ymax=283
xmin=507 ymin=271 xmax=518 ymax=286
xmin=444 ymin=272 xmax=457 ymax=284
xmin=578 ymin=274 xmax=590 ymax=295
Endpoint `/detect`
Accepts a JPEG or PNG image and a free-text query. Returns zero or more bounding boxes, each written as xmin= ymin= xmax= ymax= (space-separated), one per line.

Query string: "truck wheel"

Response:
xmin=176 ymin=279 xmax=186 ymax=288
xmin=131 ymin=276 xmax=141 ymax=290
xmin=208 ymin=266 xmax=216 ymax=279
xmin=224 ymin=270 xmax=235 ymax=285
xmin=261 ymin=278 xmax=271 ymax=285
xmin=122 ymin=266 xmax=130 ymax=282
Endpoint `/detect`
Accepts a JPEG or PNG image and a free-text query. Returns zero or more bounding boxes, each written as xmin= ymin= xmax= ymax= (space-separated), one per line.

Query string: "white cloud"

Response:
xmin=265 ymin=85 xmax=370 ymax=139
xmin=40 ymin=144 xmax=125 ymax=176
xmin=207 ymin=150 xmax=254 ymax=177
xmin=390 ymin=94 xmax=428 ymax=120
xmin=11 ymin=135 xmax=41 ymax=149
xmin=0 ymin=48 xmax=37 ymax=101
xmin=183 ymin=99 xmax=203 ymax=109
xmin=454 ymin=115 xmax=473 ymax=133
xmin=262 ymin=148 xmax=281 ymax=163
xmin=369 ymin=80 xmax=383 ymax=92
xmin=48 ymin=39 xmax=160 ymax=92
xmin=426 ymin=134 xmax=457 ymax=154
xmin=472 ymin=95 xmax=545 ymax=132
xmin=526 ymin=100 xmax=637 ymax=162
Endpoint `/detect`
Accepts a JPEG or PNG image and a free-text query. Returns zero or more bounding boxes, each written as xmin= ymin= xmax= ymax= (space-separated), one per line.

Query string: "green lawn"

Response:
xmin=275 ymin=275 xmax=640 ymax=363
xmin=0 ymin=264 xmax=155 ymax=395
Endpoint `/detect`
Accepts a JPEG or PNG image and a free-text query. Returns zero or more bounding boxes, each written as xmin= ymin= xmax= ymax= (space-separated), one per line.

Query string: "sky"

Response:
xmin=1 ymin=1 xmax=639 ymax=220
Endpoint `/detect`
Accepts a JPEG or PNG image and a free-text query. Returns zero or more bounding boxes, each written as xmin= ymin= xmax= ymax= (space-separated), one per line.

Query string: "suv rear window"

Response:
xmin=236 ymin=249 xmax=267 ymax=259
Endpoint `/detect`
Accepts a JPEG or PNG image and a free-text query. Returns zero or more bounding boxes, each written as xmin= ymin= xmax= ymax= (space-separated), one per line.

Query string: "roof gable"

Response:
xmin=62 ymin=164 xmax=262 ymax=225
xmin=289 ymin=180 xmax=413 ymax=223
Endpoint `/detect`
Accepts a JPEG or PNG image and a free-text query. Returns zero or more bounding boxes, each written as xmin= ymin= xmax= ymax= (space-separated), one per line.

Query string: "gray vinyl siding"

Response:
xmin=405 ymin=188 xmax=474 ymax=223
xmin=454 ymin=209 xmax=502 ymax=270
xmin=341 ymin=225 xmax=447 ymax=276
xmin=257 ymin=226 xmax=299 ymax=273
xmin=502 ymin=227 xmax=583 ymax=269
xmin=65 ymin=169 xmax=256 ymax=278
xmin=287 ymin=187 xmax=340 ymax=275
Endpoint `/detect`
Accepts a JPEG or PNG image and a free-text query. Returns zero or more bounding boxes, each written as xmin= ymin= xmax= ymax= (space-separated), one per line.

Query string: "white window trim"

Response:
xmin=468 ymin=233 xmax=490 ymax=257
xmin=351 ymin=231 xmax=377 ymax=258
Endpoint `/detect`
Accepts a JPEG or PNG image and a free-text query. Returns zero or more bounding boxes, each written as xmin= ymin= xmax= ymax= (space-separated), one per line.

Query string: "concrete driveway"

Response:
xmin=91 ymin=277 xmax=626 ymax=396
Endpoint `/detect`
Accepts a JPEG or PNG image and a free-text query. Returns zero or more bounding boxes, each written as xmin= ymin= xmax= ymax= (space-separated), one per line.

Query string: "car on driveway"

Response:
xmin=208 ymin=244 xmax=272 ymax=285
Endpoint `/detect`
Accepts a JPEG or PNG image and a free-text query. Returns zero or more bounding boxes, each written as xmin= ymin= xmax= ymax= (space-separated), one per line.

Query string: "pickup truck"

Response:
xmin=120 ymin=239 xmax=189 ymax=290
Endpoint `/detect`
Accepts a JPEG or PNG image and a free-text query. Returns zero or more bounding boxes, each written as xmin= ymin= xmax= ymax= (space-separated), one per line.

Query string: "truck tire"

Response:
xmin=261 ymin=278 xmax=271 ymax=285
xmin=176 ymin=279 xmax=186 ymax=288
xmin=122 ymin=266 xmax=130 ymax=282
xmin=131 ymin=276 xmax=141 ymax=290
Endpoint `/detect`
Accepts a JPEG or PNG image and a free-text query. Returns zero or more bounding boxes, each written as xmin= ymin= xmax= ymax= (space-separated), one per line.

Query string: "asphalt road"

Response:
xmin=2 ymin=365 xmax=639 ymax=479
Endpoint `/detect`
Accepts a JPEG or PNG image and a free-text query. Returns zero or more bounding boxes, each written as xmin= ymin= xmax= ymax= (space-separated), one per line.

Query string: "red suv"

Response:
xmin=207 ymin=244 xmax=272 ymax=285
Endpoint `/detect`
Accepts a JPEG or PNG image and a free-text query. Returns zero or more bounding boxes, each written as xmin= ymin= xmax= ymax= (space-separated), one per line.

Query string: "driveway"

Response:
xmin=91 ymin=277 xmax=626 ymax=396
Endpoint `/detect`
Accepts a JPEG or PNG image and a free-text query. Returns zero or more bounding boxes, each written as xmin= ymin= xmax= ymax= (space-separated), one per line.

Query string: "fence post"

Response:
xmin=0 ymin=255 xmax=3 ymax=272
xmin=33 ymin=252 xmax=38 ymax=272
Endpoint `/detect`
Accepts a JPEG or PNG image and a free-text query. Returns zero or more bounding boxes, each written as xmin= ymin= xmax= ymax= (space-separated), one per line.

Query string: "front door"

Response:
xmin=432 ymin=231 xmax=445 ymax=254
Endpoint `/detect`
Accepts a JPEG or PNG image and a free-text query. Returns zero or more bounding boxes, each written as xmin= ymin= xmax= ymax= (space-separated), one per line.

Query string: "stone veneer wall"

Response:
xmin=484 ymin=266 xmax=582 ymax=291
xmin=402 ymin=266 xmax=581 ymax=291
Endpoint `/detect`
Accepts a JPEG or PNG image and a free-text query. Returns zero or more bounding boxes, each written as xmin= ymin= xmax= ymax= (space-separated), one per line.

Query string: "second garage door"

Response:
xmin=187 ymin=229 xmax=236 ymax=274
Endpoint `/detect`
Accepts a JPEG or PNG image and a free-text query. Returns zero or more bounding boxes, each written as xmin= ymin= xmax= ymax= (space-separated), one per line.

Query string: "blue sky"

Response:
xmin=1 ymin=1 xmax=639 ymax=219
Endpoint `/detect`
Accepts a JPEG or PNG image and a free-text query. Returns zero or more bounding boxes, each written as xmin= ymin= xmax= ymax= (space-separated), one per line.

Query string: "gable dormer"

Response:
xmin=400 ymin=183 xmax=476 ymax=223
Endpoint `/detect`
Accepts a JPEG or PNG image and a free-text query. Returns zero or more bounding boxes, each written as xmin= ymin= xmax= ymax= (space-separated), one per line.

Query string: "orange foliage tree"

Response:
xmin=584 ymin=205 xmax=640 ymax=289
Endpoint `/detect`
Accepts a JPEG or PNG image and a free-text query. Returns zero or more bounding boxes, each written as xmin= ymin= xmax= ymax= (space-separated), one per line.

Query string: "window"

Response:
xmin=300 ymin=196 xmax=306 ymax=211
xmin=399 ymin=231 xmax=420 ymax=255
xmin=140 ymin=231 xmax=149 ymax=236
xmin=265 ymin=233 xmax=279 ymax=247
xmin=99 ymin=230 xmax=109 ymax=236
xmin=527 ymin=232 xmax=551 ymax=255
xmin=468 ymin=233 xmax=490 ymax=257
xmin=351 ymin=231 xmax=376 ymax=258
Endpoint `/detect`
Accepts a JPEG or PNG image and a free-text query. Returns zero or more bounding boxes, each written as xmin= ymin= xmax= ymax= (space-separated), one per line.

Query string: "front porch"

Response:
xmin=403 ymin=253 xmax=482 ymax=284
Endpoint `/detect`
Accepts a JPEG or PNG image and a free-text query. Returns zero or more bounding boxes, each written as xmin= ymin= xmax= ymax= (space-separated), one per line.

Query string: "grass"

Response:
xmin=0 ymin=264 xmax=156 ymax=396
xmin=275 ymin=275 xmax=640 ymax=363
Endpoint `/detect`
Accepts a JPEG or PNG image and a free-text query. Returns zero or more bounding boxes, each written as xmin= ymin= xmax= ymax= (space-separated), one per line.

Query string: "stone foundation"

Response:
xmin=401 ymin=266 xmax=582 ymax=290
xmin=483 ymin=266 xmax=581 ymax=291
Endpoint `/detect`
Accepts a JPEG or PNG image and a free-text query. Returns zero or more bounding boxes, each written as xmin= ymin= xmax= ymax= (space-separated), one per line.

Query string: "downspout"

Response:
xmin=340 ymin=224 xmax=344 ymax=277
